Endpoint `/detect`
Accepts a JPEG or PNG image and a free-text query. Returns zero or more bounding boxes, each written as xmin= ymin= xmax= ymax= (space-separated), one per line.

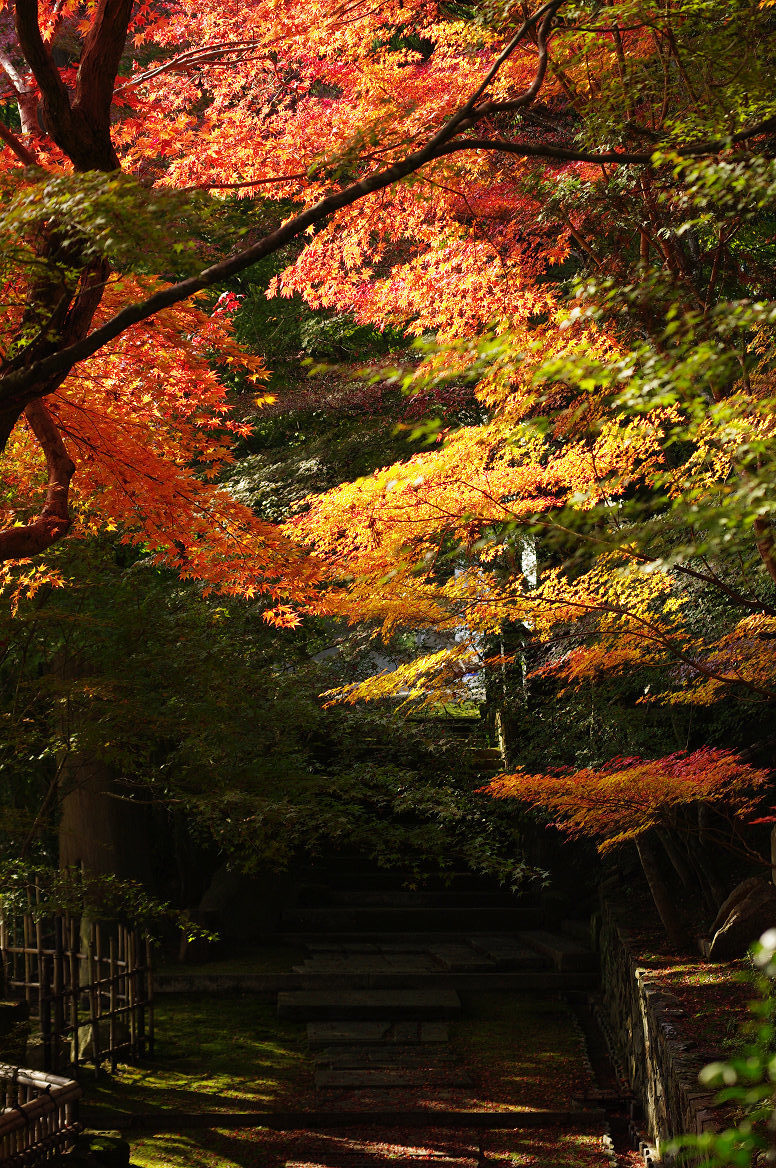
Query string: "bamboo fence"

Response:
xmin=0 ymin=904 xmax=153 ymax=1075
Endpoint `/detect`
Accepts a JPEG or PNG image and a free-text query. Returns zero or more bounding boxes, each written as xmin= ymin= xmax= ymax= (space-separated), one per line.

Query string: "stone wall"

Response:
xmin=598 ymin=902 xmax=720 ymax=1160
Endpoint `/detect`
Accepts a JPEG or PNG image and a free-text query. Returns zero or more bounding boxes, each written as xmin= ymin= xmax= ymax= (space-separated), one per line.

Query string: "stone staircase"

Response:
xmin=275 ymin=871 xmax=598 ymax=1096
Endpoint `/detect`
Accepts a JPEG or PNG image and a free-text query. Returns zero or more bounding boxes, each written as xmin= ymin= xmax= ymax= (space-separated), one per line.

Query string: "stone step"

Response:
xmin=314 ymin=1045 xmax=457 ymax=1066
xmin=281 ymin=907 xmax=541 ymax=932
xmin=305 ymin=888 xmax=522 ymax=908
xmin=156 ymin=969 xmax=598 ymax=994
xmin=521 ymin=930 xmax=598 ymax=972
xmin=279 ymin=988 xmax=462 ymax=1022
xmin=468 ymin=937 xmax=550 ymax=970
xmin=424 ymin=943 xmax=496 ymax=971
xmin=293 ymin=956 xmax=442 ymax=974
xmin=315 ymin=1065 xmax=473 ymax=1089
xmin=307 ymin=1021 xmax=450 ymax=1046
xmin=297 ymin=867 xmax=509 ymax=892
xmin=561 ymin=918 xmax=594 ymax=947
xmin=279 ymin=930 xmax=540 ymax=945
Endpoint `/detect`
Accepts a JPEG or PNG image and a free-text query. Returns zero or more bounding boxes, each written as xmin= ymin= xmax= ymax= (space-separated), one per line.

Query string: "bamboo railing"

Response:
xmin=0 ymin=1063 xmax=81 ymax=1164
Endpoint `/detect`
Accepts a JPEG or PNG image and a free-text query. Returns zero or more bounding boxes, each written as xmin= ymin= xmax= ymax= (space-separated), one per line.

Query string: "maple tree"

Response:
xmin=1 ymin=0 xmax=773 ymax=593
xmin=487 ymin=750 xmax=772 ymax=947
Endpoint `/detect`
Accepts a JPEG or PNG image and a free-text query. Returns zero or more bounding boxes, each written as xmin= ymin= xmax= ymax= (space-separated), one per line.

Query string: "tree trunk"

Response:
xmin=695 ymin=802 xmax=730 ymax=908
xmin=58 ymin=759 xmax=152 ymax=886
xmin=657 ymin=826 xmax=696 ymax=890
xmin=635 ymin=832 xmax=691 ymax=951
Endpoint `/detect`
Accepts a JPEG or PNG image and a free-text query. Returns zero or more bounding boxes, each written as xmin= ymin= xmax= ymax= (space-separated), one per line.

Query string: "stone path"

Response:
xmin=279 ymin=965 xmax=467 ymax=1091
xmin=264 ymin=872 xmax=628 ymax=1165
xmin=274 ymin=874 xmax=601 ymax=1112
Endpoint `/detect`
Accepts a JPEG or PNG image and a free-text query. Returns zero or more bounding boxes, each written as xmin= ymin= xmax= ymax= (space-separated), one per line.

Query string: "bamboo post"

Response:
xmin=135 ymin=930 xmax=146 ymax=1057
xmin=146 ymin=936 xmax=155 ymax=1057
xmin=87 ymin=925 xmax=100 ymax=1073
xmin=53 ymin=916 xmax=65 ymax=1072
xmin=118 ymin=926 xmax=125 ymax=1019
xmin=95 ymin=922 xmax=103 ymax=1036
xmin=0 ymin=912 xmax=7 ymax=998
xmin=41 ymin=955 xmax=52 ymax=1071
xmin=34 ymin=881 xmax=44 ymax=1011
xmin=127 ymin=930 xmax=137 ymax=1055
xmin=109 ymin=936 xmax=117 ymax=1073
xmin=22 ymin=910 xmax=32 ymax=1009
xmin=68 ymin=917 xmax=79 ymax=1062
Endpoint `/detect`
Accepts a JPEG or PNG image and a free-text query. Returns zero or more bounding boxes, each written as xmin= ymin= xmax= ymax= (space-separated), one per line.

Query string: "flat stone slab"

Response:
xmin=315 ymin=1065 xmax=473 ymax=1089
xmin=294 ymin=956 xmax=439 ymax=974
xmin=305 ymin=942 xmax=383 ymax=953
xmin=315 ymin=1045 xmax=457 ymax=1067
xmin=308 ymin=1022 xmax=392 ymax=1045
xmin=307 ymin=1020 xmax=450 ymax=1046
xmin=283 ymin=908 xmax=541 ymax=932
xmin=426 ymin=944 xmax=494 ymax=971
xmin=521 ymin=930 xmax=598 ymax=972
xmin=377 ymin=943 xmax=430 ymax=954
xmin=279 ymin=989 xmax=461 ymax=1021
xmin=469 ymin=937 xmax=550 ymax=969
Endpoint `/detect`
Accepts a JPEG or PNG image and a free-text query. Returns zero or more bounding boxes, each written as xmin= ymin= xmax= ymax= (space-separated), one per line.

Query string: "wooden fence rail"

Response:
xmin=0 ymin=1063 xmax=81 ymax=1164
xmin=0 ymin=907 xmax=153 ymax=1075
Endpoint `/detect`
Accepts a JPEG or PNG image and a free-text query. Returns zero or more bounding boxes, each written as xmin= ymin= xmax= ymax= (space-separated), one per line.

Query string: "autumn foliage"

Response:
xmin=487 ymin=750 xmax=772 ymax=852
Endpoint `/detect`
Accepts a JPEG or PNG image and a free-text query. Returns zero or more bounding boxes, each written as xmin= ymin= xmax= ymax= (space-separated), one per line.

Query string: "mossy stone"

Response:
xmin=75 ymin=1132 xmax=130 ymax=1168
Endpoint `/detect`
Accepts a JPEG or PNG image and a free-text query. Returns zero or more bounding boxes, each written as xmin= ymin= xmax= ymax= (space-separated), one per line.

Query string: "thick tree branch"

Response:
xmin=14 ymin=0 xmax=73 ymax=137
xmin=74 ymin=0 xmax=134 ymax=132
xmin=114 ymin=41 xmax=261 ymax=92
xmin=0 ymin=400 xmax=75 ymax=560
xmin=432 ymin=115 xmax=776 ymax=164
xmin=0 ymin=117 xmax=38 ymax=165
xmin=0 ymin=46 xmax=39 ymax=135
xmin=14 ymin=0 xmax=126 ymax=168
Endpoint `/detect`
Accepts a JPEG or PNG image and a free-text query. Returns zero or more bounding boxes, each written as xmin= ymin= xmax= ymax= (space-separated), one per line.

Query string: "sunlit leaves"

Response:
xmin=487 ymin=748 xmax=770 ymax=849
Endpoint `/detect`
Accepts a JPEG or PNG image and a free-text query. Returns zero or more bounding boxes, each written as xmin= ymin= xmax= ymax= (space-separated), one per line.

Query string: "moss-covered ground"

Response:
xmin=157 ymin=943 xmax=307 ymax=979
xmin=82 ymin=993 xmax=311 ymax=1127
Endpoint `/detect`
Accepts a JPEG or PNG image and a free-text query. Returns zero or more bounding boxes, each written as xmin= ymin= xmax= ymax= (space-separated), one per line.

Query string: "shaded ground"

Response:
xmin=158 ymin=944 xmax=308 ymax=979
xmin=127 ymin=1124 xmax=613 ymax=1168
xmin=84 ymin=991 xmax=592 ymax=1122
xmin=452 ymin=993 xmax=590 ymax=1111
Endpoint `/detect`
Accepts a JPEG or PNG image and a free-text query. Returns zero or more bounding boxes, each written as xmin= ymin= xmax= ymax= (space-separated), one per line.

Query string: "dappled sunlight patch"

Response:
xmin=128 ymin=1126 xmax=613 ymax=1168
xmin=452 ymin=993 xmax=594 ymax=1110
xmin=83 ymin=994 xmax=311 ymax=1123
xmin=129 ymin=1127 xmax=282 ymax=1168
xmin=486 ymin=1129 xmax=611 ymax=1167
